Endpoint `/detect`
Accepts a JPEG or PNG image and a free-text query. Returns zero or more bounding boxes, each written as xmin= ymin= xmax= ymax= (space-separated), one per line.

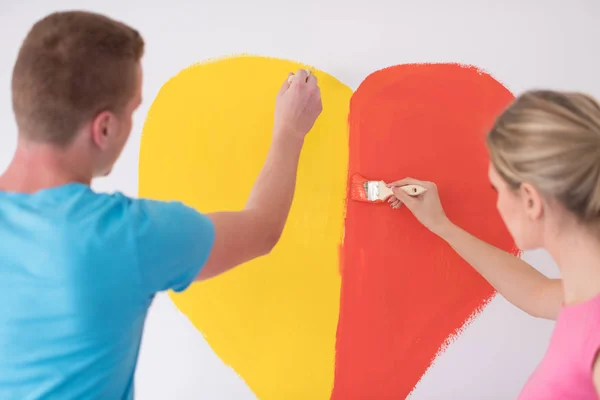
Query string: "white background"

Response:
xmin=1 ymin=1 xmax=599 ymax=399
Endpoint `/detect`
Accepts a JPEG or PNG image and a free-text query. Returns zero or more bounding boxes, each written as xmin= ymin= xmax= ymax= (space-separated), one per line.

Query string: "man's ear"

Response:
xmin=90 ymin=111 xmax=116 ymax=150
xmin=520 ymin=182 xmax=544 ymax=220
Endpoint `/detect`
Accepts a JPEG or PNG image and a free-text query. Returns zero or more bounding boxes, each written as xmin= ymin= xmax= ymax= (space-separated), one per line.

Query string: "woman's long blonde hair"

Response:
xmin=487 ymin=90 xmax=600 ymax=220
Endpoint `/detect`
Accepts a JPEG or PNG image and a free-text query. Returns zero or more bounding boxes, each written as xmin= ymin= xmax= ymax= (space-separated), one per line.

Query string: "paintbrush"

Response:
xmin=350 ymin=173 xmax=426 ymax=203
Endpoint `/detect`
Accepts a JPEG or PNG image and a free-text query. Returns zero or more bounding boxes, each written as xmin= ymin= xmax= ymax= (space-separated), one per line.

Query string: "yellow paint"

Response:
xmin=138 ymin=55 xmax=351 ymax=399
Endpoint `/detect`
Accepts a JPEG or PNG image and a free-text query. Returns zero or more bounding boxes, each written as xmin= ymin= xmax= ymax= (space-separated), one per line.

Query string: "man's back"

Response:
xmin=1 ymin=10 xmax=321 ymax=398
xmin=0 ymin=183 xmax=214 ymax=399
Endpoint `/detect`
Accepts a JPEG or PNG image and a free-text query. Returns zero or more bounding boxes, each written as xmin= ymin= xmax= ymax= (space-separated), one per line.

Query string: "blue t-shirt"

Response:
xmin=0 ymin=183 xmax=215 ymax=399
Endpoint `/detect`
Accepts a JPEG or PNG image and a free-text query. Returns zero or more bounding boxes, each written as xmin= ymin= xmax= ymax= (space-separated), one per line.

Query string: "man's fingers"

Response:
xmin=280 ymin=72 xmax=294 ymax=95
xmin=291 ymin=69 xmax=309 ymax=85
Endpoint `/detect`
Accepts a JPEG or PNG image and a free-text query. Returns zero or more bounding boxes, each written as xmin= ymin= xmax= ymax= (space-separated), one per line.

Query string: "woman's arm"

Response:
xmin=388 ymin=178 xmax=563 ymax=320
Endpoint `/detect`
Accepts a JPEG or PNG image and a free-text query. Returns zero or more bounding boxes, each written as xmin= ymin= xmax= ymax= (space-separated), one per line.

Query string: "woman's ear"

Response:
xmin=520 ymin=182 xmax=544 ymax=220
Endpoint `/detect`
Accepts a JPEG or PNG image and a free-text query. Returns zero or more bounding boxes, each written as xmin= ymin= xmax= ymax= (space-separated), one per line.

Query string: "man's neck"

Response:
xmin=0 ymin=139 xmax=92 ymax=194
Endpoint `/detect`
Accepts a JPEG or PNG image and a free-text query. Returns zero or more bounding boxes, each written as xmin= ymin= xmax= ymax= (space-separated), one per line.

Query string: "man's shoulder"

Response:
xmin=81 ymin=190 xmax=207 ymax=228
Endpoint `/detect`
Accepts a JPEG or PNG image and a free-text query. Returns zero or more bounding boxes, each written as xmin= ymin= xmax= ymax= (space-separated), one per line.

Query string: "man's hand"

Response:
xmin=273 ymin=69 xmax=322 ymax=141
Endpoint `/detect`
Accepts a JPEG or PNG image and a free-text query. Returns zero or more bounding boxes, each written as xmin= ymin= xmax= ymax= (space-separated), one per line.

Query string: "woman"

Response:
xmin=388 ymin=90 xmax=600 ymax=399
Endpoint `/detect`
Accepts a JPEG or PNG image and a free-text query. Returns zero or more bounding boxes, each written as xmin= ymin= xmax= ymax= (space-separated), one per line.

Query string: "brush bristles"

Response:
xmin=365 ymin=180 xmax=381 ymax=201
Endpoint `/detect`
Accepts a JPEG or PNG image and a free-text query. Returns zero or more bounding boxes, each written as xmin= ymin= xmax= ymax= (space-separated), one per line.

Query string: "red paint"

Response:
xmin=349 ymin=173 xmax=383 ymax=203
xmin=349 ymin=174 xmax=370 ymax=202
xmin=332 ymin=64 xmax=517 ymax=399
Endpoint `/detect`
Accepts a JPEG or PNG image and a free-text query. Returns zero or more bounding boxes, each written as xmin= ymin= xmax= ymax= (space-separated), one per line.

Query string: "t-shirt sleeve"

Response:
xmin=130 ymin=198 xmax=215 ymax=295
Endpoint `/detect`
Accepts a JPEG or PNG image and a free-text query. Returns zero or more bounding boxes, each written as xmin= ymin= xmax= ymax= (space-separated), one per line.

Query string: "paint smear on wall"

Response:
xmin=331 ymin=64 xmax=517 ymax=399
xmin=138 ymin=55 xmax=352 ymax=399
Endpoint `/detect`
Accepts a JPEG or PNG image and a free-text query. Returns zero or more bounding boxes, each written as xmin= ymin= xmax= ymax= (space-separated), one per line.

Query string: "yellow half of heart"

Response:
xmin=138 ymin=55 xmax=352 ymax=399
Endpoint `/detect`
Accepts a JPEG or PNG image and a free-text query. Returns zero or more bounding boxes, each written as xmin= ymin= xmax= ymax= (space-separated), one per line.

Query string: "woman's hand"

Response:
xmin=387 ymin=177 xmax=451 ymax=236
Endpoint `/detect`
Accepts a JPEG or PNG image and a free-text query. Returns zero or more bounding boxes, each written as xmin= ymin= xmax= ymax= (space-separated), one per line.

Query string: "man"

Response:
xmin=0 ymin=10 xmax=322 ymax=399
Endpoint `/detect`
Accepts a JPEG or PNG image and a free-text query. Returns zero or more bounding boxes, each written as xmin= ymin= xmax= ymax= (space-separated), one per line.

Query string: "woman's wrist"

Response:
xmin=431 ymin=217 xmax=456 ymax=240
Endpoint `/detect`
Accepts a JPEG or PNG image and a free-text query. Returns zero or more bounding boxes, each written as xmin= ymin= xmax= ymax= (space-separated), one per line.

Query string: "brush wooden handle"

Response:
xmin=399 ymin=184 xmax=427 ymax=196
xmin=381 ymin=183 xmax=426 ymax=198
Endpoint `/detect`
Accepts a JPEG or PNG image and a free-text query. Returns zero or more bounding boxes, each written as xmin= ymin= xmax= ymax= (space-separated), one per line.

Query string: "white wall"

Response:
xmin=1 ymin=1 xmax=598 ymax=398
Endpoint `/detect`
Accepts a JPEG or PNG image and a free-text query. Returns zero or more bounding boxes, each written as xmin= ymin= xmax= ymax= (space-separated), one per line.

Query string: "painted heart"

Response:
xmin=138 ymin=56 xmax=517 ymax=399
xmin=332 ymin=63 xmax=516 ymax=398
